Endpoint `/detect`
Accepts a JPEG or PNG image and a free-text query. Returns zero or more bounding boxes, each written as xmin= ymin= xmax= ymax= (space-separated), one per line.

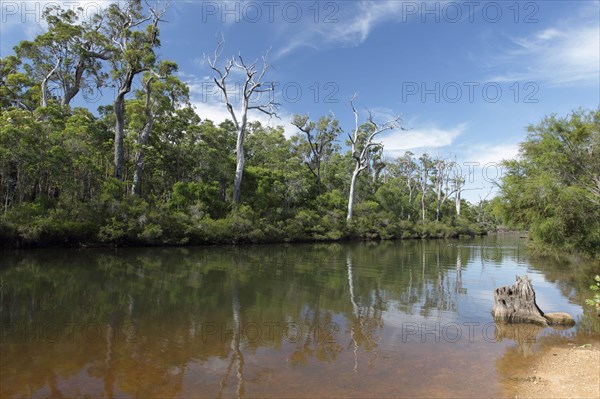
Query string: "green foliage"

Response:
xmin=0 ymin=1 xmax=496 ymax=247
xmin=585 ymin=275 xmax=600 ymax=309
xmin=497 ymin=109 xmax=600 ymax=258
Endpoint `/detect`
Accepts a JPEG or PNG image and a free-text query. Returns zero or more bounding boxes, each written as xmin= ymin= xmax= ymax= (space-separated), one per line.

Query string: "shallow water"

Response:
xmin=1 ymin=234 xmax=598 ymax=398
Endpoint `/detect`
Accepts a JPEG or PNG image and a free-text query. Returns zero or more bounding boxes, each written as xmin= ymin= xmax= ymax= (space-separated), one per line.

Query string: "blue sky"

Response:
xmin=1 ymin=0 xmax=599 ymax=201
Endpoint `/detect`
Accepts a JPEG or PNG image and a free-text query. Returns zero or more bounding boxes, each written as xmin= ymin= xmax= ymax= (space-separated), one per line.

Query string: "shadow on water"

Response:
xmin=0 ymin=234 xmax=598 ymax=398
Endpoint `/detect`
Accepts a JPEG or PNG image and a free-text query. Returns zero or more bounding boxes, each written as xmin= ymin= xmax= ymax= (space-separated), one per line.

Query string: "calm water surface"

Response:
xmin=1 ymin=234 xmax=599 ymax=398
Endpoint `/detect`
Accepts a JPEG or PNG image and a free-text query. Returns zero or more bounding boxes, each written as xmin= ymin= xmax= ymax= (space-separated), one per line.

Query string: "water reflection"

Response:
xmin=493 ymin=322 xmax=546 ymax=356
xmin=346 ymin=252 xmax=384 ymax=374
xmin=1 ymin=236 xmax=598 ymax=398
xmin=216 ymin=276 xmax=244 ymax=399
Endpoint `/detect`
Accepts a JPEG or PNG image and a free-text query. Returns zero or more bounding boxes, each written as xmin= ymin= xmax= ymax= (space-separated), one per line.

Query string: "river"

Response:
xmin=1 ymin=234 xmax=598 ymax=398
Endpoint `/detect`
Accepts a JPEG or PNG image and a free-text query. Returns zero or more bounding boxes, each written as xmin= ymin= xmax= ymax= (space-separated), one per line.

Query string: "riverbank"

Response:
xmin=509 ymin=343 xmax=600 ymax=398
xmin=0 ymin=203 xmax=487 ymax=248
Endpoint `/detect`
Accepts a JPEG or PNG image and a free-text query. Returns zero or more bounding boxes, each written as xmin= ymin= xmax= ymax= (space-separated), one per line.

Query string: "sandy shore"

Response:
xmin=510 ymin=343 xmax=600 ymax=399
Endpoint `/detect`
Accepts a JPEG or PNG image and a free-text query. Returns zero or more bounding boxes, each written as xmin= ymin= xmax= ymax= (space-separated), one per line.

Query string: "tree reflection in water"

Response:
xmin=0 ymin=237 xmax=597 ymax=398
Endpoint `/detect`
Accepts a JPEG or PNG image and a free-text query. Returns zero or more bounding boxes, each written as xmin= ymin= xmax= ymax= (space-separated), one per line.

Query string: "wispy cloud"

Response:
xmin=274 ymin=1 xmax=409 ymax=59
xmin=460 ymin=143 xmax=520 ymax=167
xmin=380 ymin=122 xmax=467 ymax=155
xmin=490 ymin=10 xmax=599 ymax=85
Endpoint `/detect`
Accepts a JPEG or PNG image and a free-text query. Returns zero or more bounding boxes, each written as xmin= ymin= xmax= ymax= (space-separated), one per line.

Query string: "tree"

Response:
xmin=451 ymin=168 xmax=466 ymax=216
xmin=14 ymin=5 xmax=110 ymax=108
xmin=417 ymin=153 xmax=433 ymax=222
xmin=432 ymin=157 xmax=469 ymax=220
xmin=432 ymin=157 xmax=450 ymax=221
xmin=498 ymin=108 xmax=600 ymax=257
xmin=0 ymin=55 xmax=37 ymax=111
xmin=387 ymin=152 xmax=419 ymax=219
xmin=346 ymin=96 xmax=402 ymax=221
xmin=208 ymin=39 xmax=279 ymax=204
xmin=104 ymin=0 xmax=167 ymax=180
xmin=131 ymin=61 xmax=185 ymax=196
xmin=291 ymin=114 xmax=341 ymax=190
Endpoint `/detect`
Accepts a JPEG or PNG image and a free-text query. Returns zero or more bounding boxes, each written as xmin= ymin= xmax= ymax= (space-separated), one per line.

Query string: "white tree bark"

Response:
xmin=132 ymin=76 xmax=154 ymax=196
xmin=347 ymin=168 xmax=361 ymax=221
xmin=346 ymin=95 xmax=402 ymax=220
xmin=209 ymin=39 xmax=278 ymax=204
xmin=420 ymin=164 xmax=428 ymax=222
xmin=41 ymin=57 xmax=61 ymax=108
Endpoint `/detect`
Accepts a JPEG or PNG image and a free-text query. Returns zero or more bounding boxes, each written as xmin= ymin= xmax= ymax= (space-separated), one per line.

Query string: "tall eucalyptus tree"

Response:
xmin=104 ymin=0 xmax=167 ymax=180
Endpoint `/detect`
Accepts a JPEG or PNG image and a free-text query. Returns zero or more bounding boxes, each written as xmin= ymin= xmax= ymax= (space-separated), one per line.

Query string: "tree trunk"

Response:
xmin=62 ymin=56 xmax=85 ymax=107
xmin=436 ymin=180 xmax=442 ymax=221
xmin=41 ymin=58 xmax=61 ymax=108
xmin=114 ymin=69 xmax=136 ymax=180
xmin=347 ymin=167 xmax=359 ymax=220
xmin=455 ymin=190 xmax=461 ymax=216
xmin=114 ymin=94 xmax=126 ymax=179
xmin=131 ymin=126 xmax=150 ymax=196
xmin=492 ymin=275 xmax=548 ymax=326
xmin=421 ymin=191 xmax=426 ymax=222
xmin=315 ymin=159 xmax=322 ymax=189
xmin=232 ymin=127 xmax=245 ymax=204
xmin=132 ymin=78 xmax=154 ymax=196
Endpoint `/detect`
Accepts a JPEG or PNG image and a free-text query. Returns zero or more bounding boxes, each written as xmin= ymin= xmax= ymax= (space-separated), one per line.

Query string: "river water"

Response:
xmin=1 ymin=234 xmax=598 ymax=398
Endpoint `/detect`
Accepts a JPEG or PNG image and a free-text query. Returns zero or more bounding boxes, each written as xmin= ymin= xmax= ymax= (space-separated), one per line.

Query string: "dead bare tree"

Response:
xmin=434 ymin=158 xmax=474 ymax=218
xmin=208 ymin=38 xmax=279 ymax=204
xmin=432 ymin=157 xmax=452 ymax=221
xmin=417 ymin=154 xmax=433 ymax=223
xmin=346 ymin=95 xmax=402 ymax=220
xmin=452 ymin=171 xmax=466 ymax=216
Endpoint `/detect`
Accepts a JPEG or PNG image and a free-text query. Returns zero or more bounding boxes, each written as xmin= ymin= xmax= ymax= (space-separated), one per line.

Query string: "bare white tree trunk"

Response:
xmin=41 ymin=57 xmax=61 ymax=108
xmin=420 ymin=168 xmax=427 ymax=222
xmin=347 ymin=168 xmax=360 ymax=220
xmin=435 ymin=177 xmax=442 ymax=221
xmin=209 ymin=40 xmax=278 ymax=205
xmin=346 ymin=95 xmax=402 ymax=220
xmin=232 ymin=120 xmax=246 ymax=204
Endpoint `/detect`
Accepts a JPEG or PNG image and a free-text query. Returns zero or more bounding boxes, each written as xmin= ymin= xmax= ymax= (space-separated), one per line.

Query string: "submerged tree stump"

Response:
xmin=492 ymin=275 xmax=548 ymax=326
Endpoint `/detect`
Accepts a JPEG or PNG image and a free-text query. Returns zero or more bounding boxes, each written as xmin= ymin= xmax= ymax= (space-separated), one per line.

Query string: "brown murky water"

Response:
xmin=1 ymin=235 xmax=599 ymax=398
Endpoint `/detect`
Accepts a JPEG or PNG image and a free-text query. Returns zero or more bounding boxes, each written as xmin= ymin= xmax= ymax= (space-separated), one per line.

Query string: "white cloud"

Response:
xmin=380 ymin=123 xmax=467 ymax=155
xmin=491 ymin=20 xmax=600 ymax=85
xmin=274 ymin=1 xmax=410 ymax=59
xmin=451 ymin=142 xmax=520 ymax=203
xmin=461 ymin=143 xmax=520 ymax=167
xmin=192 ymin=99 xmax=296 ymax=138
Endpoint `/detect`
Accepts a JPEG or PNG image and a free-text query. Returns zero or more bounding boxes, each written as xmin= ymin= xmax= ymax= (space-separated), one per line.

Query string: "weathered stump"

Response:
xmin=492 ymin=275 xmax=548 ymax=326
